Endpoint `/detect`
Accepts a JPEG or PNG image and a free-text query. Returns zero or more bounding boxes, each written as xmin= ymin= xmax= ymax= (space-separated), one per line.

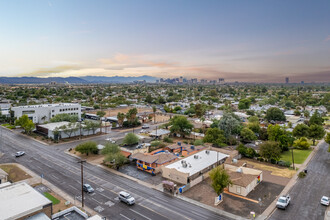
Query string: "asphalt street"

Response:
xmin=270 ymin=141 xmax=330 ymax=220
xmin=0 ymin=127 xmax=232 ymax=220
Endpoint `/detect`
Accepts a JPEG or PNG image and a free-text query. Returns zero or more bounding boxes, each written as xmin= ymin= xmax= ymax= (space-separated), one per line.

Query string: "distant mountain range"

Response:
xmin=0 ymin=75 xmax=158 ymax=84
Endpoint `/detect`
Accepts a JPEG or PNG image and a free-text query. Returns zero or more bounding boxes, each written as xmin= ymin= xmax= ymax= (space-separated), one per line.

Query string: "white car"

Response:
xmin=321 ymin=196 xmax=329 ymax=206
xmin=142 ymin=124 xmax=150 ymax=129
xmin=105 ymin=138 xmax=116 ymax=144
xmin=15 ymin=151 xmax=25 ymax=157
xmin=119 ymin=191 xmax=135 ymax=205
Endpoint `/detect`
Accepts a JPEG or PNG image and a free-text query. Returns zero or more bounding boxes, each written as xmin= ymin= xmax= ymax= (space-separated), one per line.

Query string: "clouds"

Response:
xmin=325 ymin=35 xmax=330 ymax=41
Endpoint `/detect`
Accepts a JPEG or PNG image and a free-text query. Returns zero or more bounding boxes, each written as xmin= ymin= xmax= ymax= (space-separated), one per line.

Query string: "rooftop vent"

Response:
xmin=194 ymin=155 xmax=199 ymax=159
xmin=236 ymin=168 xmax=242 ymax=173
xmin=205 ymin=150 xmax=210 ymax=154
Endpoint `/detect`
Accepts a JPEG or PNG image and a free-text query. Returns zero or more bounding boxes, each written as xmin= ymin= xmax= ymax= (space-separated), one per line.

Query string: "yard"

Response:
xmin=44 ymin=192 xmax=60 ymax=205
xmin=280 ymin=149 xmax=312 ymax=164
xmin=0 ymin=164 xmax=31 ymax=182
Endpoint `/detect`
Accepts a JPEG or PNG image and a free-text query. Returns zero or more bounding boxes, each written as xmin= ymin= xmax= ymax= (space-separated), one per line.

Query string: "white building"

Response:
xmin=12 ymin=103 xmax=81 ymax=124
xmin=162 ymin=150 xmax=228 ymax=185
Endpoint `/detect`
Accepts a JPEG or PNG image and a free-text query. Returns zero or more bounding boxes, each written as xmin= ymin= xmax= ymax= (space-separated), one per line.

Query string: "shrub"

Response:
xmin=293 ymin=137 xmax=310 ymax=150
xmin=123 ymin=133 xmax=139 ymax=146
xmin=75 ymin=141 xmax=98 ymax=156
xmin=163 ymin=137 xmax=173 ymax=143
xmin=193 ymin=139 xmax=204 ymax=146
xmin=150 ymin=141 xmax=161 ymax=147
xmin=298 ymin=171 xmax=306 ymax=178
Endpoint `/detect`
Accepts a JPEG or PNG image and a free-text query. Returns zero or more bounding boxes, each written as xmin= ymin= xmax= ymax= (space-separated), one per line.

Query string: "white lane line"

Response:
xmin=68 ymin=185 xmax=76 ymax=190
xmin=99 ymin=193 xmax=112 ymax=201
xmin=51 ymin=174 xmax=59 ymax=180
xmin=35 ymin=165 xmax=42 ymax=170
xmin=129 ymin=208 xmax=152 ymax=220
xmin=92 ymin=197 xmax=103 ymax=205
xmin=120 ymin=214 xmax=131 ymax=220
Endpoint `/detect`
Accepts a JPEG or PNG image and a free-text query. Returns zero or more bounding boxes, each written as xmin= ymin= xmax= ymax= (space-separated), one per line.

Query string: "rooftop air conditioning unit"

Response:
xmin=205 ymin=150 xmax=210 ymax=154
xmin=194 ymin=155 xmax=199 ymax=159
xmin=236 ymin=168 xmax=243 ymax=173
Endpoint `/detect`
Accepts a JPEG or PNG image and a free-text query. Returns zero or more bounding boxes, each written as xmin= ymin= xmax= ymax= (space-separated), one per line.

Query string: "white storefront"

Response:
xmin=12 ymin=103 xmax=81 ymax=124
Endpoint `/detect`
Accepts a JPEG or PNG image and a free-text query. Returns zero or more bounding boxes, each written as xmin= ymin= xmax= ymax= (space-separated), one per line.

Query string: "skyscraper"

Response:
xmin=285 ymin=77 xmax=289 ymax=84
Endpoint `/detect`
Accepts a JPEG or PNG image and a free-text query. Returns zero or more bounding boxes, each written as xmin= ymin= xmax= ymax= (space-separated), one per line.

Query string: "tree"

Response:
xmin=308 ymin=124 xmax=325 ymax=145
xmin=123 ymin=133 xmax=139 ymax=146
xmin=101 ymin=143 xmax=120 ymax=155
xmin=240 ymin=127 xmax=257 ymax=143
xmin=265 ymin=107 xmax=286 ymax=122
xmin=325 ymin=133 xmax=330 ymax=152
xmin=15 ymin=115 xmax=35 ymax=134
xmin=195 ymin=104 xmax=205 ymax=117
xmin=60 ymin=122 xmax=79 ymax=138
xmin=267 ymin=124 xmax=284 ymax=142
xmin=75 ymin=141 xmax=98 ymax=156
xmin=152 ymin=106 xmax=157 ymax=124
xmin=97 ymin=110 xmax=106 ymax=133
xmin=104 ymin=152 xmax=128 ymax=167
xmin=145 ymin=94 xmax=153 ymax=103
xmin=259 ymin=141 xmax=282 ymax=162
xmin=50 ymin=113 xmax=78 ymax=122
xmin=248 ymin=116 xmax=259 ymax=123
xmin=238 ymin=98 xmax=251 ymax=110
xmin=117 ymin=112 xmax=125 ymax=127
xmin=294 ymin=109 xmax=301 ymax=116
xmin=209 ymin=167 xmax=232 ymax=195
xmin=292 ymin=124 xmax=309 ymax=138
xmin=293 ymin=137 xmax=310 ymax=150
xmin=248 ymin=122 xmax=261 ymax=134
xmin=169 ymin=116 xmax=193 ymax=137
xmin=203 ymin=127 xmax=226 ymax=147
xmin=84 ymin=120 xmax=100 ymax=135
xmin=217 ymin=113 xmax=242 ymax=138
xmin=309 ymin=110 xmax=324 ymax=125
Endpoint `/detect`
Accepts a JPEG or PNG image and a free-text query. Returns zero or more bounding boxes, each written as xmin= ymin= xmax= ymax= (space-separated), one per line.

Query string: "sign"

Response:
xmin=214 ymin=193 xmax=223 ymax=205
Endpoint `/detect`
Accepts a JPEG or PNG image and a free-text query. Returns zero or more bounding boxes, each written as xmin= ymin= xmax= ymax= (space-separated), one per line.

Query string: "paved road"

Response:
xmin=269 ymin=141 xmax=330 ymax=220
xmin=0 ymin=127 xmax=232 ymax=220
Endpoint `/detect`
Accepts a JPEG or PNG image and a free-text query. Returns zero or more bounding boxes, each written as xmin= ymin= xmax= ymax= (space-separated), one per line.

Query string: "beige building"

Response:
xmin=225 ymin=164 xmax=263 ymax=197
xmin=0 ymin=168 xmax=8 ymax=184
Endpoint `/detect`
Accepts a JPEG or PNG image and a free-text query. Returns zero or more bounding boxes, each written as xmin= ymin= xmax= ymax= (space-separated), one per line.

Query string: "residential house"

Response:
xmin=0 ymin=168 xmax=8 ymax=184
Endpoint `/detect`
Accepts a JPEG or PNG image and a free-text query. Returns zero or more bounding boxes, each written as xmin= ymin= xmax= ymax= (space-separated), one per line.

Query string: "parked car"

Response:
xmin=276 ymin=195 xmax=291 ymax=209
xmin=321 ymin=196 xmax=329 ymax=206
xmin=105 ymin=138 xmax=116 ymax=144
xmin=15 ymin=151 xmax=25 ymax=157
xmin=83 ymin=184 xmax=94 ymax=193
xmin=142 ymin=124 xmax=150 ymax=129
xmin=119 ymin=191 xmax=135 ymax=205
xmin=136 ymin=144 xmax=143 ymax=149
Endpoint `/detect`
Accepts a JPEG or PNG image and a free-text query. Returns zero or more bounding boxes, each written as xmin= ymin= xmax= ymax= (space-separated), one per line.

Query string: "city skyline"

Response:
xmin=1 ymin=0 xmax=330 ymax=82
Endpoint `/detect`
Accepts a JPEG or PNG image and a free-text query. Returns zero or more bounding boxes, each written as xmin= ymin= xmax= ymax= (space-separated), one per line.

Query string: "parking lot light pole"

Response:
xmin=77 ymin=160 xmax=86 ymax=209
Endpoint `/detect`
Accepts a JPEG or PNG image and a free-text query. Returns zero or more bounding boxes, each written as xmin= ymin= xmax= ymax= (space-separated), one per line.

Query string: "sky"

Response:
xmin=0 ymin=0 xmax=330 ymax=83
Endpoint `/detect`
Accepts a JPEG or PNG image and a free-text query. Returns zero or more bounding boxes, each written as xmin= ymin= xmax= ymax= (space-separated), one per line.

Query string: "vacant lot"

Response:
xmin=280 ymin=149 xmax=312 ymax=164
xmin=244 ymin=160 xmax=296 ymax=179
xmin=90 ymin=107 xmax=153 ymax=117
xmin=0 ymin=164 xmax=31 ymax=182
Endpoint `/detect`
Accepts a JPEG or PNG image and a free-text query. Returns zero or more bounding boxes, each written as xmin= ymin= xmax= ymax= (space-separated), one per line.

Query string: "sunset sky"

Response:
xmin=1 ymin=0 xmax=330 ymax=82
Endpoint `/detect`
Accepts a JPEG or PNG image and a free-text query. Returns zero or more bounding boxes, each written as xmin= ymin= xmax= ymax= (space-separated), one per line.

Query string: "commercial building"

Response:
xmin=0 ymin=182 xmax=53 ymax=220
xmin=164 ymin=142 xmax=205 ymax=157
xmin=0 ymin=168 xmax=8 ymax=184
xmin=12 ymin=103 xmax=81 ymax=124
xmin=162 ymin=150 xmax=229 ymax=185
xmin=36 ymin=121 xmax=100 ymax=140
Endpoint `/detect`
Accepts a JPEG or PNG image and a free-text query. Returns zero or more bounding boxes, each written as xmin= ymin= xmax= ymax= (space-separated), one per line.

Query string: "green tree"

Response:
xmin=292 ymin=124 xmax=309 ymax=138
xmin=75 ymin=141 xmax=98 ymax=156
xmin=123 ymin=133 xmax=139 ymax=145
xmin=248 ymin=116 xmax=259 ymax=123
xmin=309 ymin=110 xmax=324 ymax=125
xmin=265 ymin=107 xmax=286 ymax=122
xmin=267 ymin=124 xmax=284 ymax=141
xmin=117 ymin=112 xmax=125 ymax=127
xmin=293 ymin=137 xmax=310 ymax=150
xmin=240 ymin=127 xmax=257 ymax=143
xmin=259 ymin=141 xmax=282 ymax=161
xmin=203 ymin=127 xmax=226 ymax=147
xmin=104 ymin=152 xmax=128 ymax=167
xmin=84 ymin=120 xmax=100 ymax=135
xmin=60 ymin=122 xmax=79 ymax=138
xmin=218 ymin=113 xmax=242 ymax=138
xmin=248 ymin=122 xmax=261 ymax=134
xmin=238 ymin=98 xmax=251 ymax=110
xmin=169 ymin=116 xmax=193 ymax=137
xmin=145 ymin=94 xmax=153 ymax=103
xmin=195 ymin=104 xmax=205 ymax=117
xmin=50 ymin=113 xmax=78 ymax=122
xmin=308 ymin=124 xmax=325 ymax=145
xmin=97 ymin=110 xmax=106 ymax=133
xmin=209 ymin=167 xmax=232 ymax=195
xmin=101 ymin=143 xmax=120 ymax=155
xmin=15 ymin=115 xmax=35 ymax=134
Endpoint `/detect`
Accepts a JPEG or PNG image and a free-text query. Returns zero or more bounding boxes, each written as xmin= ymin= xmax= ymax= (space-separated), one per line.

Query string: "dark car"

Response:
xmin=15 ymin=151 xmax=25 ymax=157
xmin=83 ymin=184 xmax=94 ymax=193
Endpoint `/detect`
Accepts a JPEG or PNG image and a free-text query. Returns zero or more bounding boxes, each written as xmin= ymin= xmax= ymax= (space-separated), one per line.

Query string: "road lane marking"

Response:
xmin=68 ymin=185 xmax=76 ymax=190
xmin=51 ymin=174 xmax=59 ymax=180
xmin=92 ymin=197 xmax=103 ymax=205
xmin=129 ymin=208 xmax=152 ymax=220
xmin=120 ymin=214 xmax=131 ymax=220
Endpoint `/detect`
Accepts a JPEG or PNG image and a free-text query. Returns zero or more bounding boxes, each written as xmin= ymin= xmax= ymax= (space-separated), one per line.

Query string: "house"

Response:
xmin=12 ymin=103 xmax=81 ymax=124
xmin=162 ymin=150 xmax=229 ymax=185
xmin=131 ymin=152 xmax=178 ymax=175
xmin=36 ymin=121 xmax=100 ymax=140
xmin=0 ymin=182 xmax=53 ymax=220
xmin=0 ymin=168 xmax=8 ymax=184
xmin=164 ymin=142 xmax=205 ymax=157
xmin=149 ymin=129 xmax=170 ymax=139
xmin=224 ymin=164 xmax=263 ymax=196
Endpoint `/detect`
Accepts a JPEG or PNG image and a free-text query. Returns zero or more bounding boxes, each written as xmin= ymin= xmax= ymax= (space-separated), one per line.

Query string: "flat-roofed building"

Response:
xmin=12 ymin=103 xmax=81 ymax=124
xmin=162 ymin=150 xmax=229 ymax=185
xmin=0 ymin=182 xmax=52 ymax=220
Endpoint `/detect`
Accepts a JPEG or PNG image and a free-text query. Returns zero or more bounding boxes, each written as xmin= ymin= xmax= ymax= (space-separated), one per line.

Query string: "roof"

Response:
xmin=149 ymin=129 xmax=170 ymax=136
xmin=12 ymin=103 xmax=79 ymax=109
xmin=37 ymin=121 xmax=85 ymax=131
xmin=52 ymin=206 xmax=88 ymax=220
xmin=227 ymin=170 xmax=258 ymax=187
xmin=164 ymin=150 xmax=229 ymax=177
xmin=0 ymin=182 xmax=52 ymax=220
xmin=120 ymin=150 xmax=131 ymax=158
xmin=26 ymin=212 xmax=51 ymax=220
xmin=132 ymin=152 xmax=177 ymax=164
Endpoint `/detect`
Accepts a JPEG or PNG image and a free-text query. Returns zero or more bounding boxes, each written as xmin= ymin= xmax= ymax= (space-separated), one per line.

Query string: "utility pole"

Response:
xmin=291 ymin=147 xmax=295 ymax=170
xmin=77 ymin=160 xmax=86 ymax=209
xmin=79 ymin=119 xmax=82 ymax=140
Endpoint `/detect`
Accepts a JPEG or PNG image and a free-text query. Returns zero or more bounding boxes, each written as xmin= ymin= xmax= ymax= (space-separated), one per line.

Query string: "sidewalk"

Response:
xmin=2 ymin=162 xmax=96 ymax=216
xmin=257 ymin=140 xmax=324 ymax=220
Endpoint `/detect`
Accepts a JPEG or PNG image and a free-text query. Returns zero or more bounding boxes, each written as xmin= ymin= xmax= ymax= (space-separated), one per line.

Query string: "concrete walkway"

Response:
xmin=2 ymin=163 xmax=96 ymax=216
xmin=257 ymin=140 xmax=324 ymax=220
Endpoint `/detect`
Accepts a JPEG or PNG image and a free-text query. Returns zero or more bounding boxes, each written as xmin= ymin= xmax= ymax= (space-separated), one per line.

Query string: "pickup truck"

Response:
xmin=276 ymin=195 xmax=291 ymax=209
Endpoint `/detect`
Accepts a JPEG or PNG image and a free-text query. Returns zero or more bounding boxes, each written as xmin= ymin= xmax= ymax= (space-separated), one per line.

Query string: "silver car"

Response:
xmin=321 ymin=196 xmax=329 ymax=206
xmin=119 ymin=191 xmax=135 ymax=205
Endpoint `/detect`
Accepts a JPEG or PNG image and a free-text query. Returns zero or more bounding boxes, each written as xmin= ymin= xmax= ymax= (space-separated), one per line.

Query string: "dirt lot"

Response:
xmin=0 ymin=164 xmax=32 ymax=182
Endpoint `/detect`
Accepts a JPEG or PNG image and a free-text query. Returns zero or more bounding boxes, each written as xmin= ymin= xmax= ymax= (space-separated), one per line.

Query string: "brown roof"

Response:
xmin=132 ymin=152 xmax=177 ymax=165
xmin=184 ymin=145 xmax=205 ymax=153
xmin=227 ymin=170 xmax=258 ymax=187
xmin=120 ymin=150 xmax=132 ymax=158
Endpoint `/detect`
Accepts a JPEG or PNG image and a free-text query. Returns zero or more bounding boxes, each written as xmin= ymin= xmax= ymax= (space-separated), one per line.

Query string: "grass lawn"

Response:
xmin=43 ymin=192 xmax=60 ymax=205
xmin=0 ymin=164 xmax=31 ymax=182
xmin=280 ymin=149 xmax=312 ymax=164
